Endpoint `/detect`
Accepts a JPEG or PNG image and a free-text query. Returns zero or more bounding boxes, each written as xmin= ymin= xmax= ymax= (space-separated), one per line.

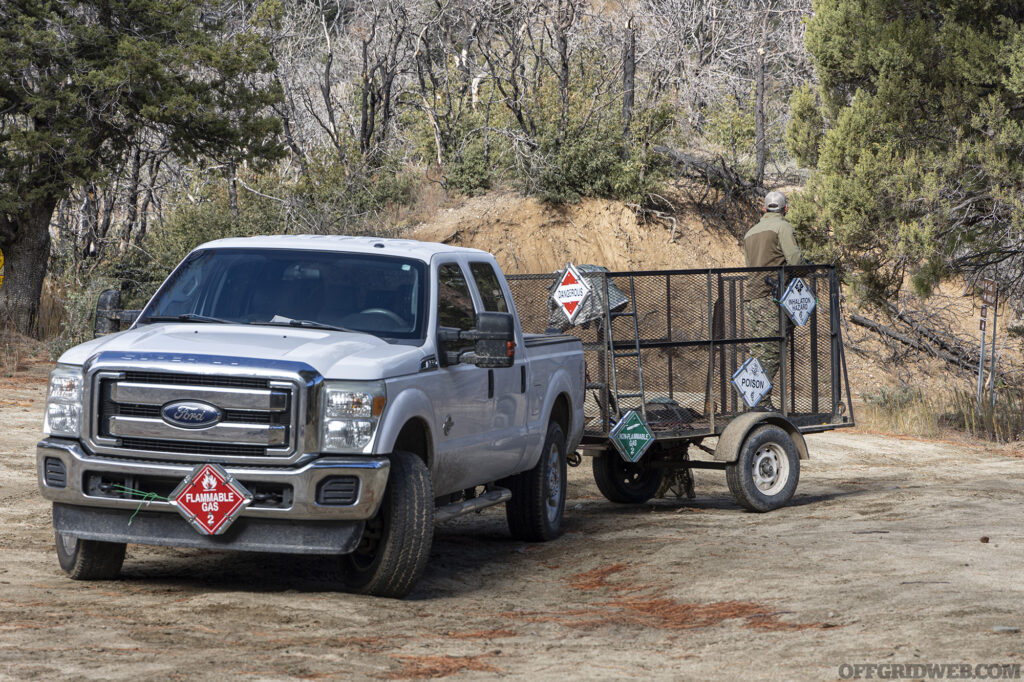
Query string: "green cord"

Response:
xmin=109 ymin=484 xmax=169 ymax=525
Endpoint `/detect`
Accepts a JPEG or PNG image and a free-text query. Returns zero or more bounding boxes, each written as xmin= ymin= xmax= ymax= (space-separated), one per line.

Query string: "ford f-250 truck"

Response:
xmin=37 ymin=236 xmax=585 ymax=597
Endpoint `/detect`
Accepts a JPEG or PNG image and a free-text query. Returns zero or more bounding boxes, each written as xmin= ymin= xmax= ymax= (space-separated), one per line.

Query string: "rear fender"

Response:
xmin=714 ymin=412 xmax=808 ymax=463
xmin=521 ymin=365 xmax=579 ymax=471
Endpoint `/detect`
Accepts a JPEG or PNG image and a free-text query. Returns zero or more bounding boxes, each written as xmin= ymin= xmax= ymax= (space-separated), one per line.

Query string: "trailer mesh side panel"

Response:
xmin=507 ymin=266 xmax=851 ymax=441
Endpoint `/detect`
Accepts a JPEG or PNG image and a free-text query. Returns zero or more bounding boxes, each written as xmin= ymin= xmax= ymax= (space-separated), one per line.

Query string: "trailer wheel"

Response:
xmin=592 ymin=451 xmax=664 ymax=504
xmin=726 ymin=425 xmax=800 ymax=512
xmin=341 ymin=450 xmax=433 ymax=598
xmin=55 ymin=530 xmax=125 ymax=580
xmin=505 ymin=421 xmax=567 ymax=542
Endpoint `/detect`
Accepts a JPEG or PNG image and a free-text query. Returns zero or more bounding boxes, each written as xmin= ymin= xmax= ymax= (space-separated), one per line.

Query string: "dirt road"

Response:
xmin=3 ymin=364 xmax=1024 ymax=680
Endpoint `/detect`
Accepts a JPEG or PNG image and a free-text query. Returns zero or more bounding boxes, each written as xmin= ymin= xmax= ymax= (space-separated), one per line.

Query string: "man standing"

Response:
xmin=743 ymin=191 xmax=805 ymax=408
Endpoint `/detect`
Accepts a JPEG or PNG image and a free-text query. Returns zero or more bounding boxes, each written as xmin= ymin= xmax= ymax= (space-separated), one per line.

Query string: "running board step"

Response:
xmin=434 ymin=487 xmax=512 ymax=523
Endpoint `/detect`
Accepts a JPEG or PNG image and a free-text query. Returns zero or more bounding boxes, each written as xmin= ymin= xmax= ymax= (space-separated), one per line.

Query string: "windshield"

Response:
xmin=141 ymin=248 xmax=428 ymax=341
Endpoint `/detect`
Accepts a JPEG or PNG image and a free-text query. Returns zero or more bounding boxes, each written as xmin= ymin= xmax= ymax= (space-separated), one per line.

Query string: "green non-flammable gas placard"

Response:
xmin=610 ymin=410 xmax=655 ymax=463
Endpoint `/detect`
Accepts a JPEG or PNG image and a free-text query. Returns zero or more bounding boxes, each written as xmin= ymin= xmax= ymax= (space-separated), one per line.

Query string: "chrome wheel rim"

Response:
xmin=545 ymin=442 xmax=563 ymax=524
xmin=751 ymin=443 xmax=789 ymax=496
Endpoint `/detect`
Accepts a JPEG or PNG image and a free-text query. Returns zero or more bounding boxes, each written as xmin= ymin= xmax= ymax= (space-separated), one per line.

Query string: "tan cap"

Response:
xmin=765 ymin=191 xmax=787 ymax=212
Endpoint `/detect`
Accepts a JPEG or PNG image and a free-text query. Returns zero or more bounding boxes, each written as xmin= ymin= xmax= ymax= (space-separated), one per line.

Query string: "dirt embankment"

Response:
xmin=409 ymin=192 xmax=744 ymax=275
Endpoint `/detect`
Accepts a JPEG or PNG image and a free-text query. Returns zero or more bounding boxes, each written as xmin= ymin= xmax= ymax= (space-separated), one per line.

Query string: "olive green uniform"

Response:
xmin=743 ymin=212 xmax=804 ymax=407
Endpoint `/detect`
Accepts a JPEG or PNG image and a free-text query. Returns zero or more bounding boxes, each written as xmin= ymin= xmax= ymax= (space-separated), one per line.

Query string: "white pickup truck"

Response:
xmin=37 ymin=236 xmax=585 ymax=597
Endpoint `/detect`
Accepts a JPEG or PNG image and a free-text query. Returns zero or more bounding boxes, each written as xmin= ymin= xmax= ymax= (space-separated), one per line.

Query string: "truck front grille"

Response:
xmin=118 ymin=438 xmax=268 ymax=458
xmin=89 ymin=369 xmax=302 ymax=464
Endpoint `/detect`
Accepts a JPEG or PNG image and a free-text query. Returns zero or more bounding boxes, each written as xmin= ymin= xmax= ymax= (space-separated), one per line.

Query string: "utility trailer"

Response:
xmin=506 ymin=265 xmax=854 ymax=511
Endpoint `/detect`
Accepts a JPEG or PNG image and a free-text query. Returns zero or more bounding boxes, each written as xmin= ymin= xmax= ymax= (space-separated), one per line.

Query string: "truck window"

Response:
xmin=140 ymin=248 xmax=427 ymax=341
xmin=437 ymin=263 xmax=476 ymax=331
xmin=469 ymin=262 xmax=509 ymax=313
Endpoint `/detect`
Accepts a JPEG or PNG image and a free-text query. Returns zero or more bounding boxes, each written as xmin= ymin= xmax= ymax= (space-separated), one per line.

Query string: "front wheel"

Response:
xmin=726 ymin=425 xmax=800 ymax=512
xmin=592 ymin=451 xmax=664 ymax=504
xmin=341 ymin=450 xmax=433 ymax=598
xmin=54 ymin=530 xmax=125 ymax=580
xmin=504 ymin=421 xmax=567 ymax=542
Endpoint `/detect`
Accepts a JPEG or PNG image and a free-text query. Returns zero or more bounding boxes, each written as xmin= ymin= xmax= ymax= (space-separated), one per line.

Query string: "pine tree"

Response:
xmin=0 ymin=0 xmax=282 ymax=333
xmin=792 ymin=0 xmax=1024 ymax=303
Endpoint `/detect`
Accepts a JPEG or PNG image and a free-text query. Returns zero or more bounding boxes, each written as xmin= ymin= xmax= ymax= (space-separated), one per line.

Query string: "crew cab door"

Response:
xmin=467 ymin=261 xmax=529 ymax=467
xmin=430 ymin=261 xmax=510 ymax=494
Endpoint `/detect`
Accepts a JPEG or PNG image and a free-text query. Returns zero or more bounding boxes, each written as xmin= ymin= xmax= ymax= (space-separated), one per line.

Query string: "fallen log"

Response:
xmin=881 ymin=300 xmax=975 ymax=366
xmin=849 ymin=314 xmax=977 ymax=372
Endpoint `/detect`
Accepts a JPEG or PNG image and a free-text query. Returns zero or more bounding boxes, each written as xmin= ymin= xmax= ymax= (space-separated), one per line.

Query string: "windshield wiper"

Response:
xmin=142 ymin=314 xmax=235 ymax=325
xmin=259 ymin=319 xmax=355 ymax=333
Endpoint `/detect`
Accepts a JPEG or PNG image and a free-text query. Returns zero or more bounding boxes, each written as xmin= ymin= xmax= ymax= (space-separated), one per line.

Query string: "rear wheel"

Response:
xmin=726 ymin=425 xmax=800 ymax=512
xmin=55 ymin=530 xmax=125 ymax=580
xmin=592 ymin=451 xmax=664 ymax=504
xmin=341 ymin=450 xmax=433 ymax=598
xmin=505 ymin=421 xmax=567 ymax=542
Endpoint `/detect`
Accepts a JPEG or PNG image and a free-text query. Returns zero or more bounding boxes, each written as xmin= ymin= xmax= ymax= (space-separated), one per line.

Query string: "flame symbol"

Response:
xmin=201 ymin=471 xmax=217 ymax=491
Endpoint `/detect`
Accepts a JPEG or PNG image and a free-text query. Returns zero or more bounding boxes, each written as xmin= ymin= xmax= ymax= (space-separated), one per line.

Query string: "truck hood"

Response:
xmin=58 ymin=323 xmax=428 ymax=380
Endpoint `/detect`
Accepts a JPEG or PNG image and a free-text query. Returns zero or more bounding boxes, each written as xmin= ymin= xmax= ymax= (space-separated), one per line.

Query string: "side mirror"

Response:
xmin=436 ymin=312 xmax=516 ymax=368
xmin=471 ymin=312 xmax=516 ymax=368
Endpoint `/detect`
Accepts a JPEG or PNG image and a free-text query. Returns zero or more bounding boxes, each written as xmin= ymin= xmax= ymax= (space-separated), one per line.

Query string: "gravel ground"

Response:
xmin=3 ymin=362 xmax=1024 ymax=680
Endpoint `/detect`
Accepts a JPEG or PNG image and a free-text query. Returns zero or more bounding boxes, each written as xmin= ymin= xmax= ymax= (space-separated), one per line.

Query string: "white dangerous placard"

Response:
xmin=779 ymin=277 xmax=815 ymax=326
xmin=732 ymin=357 xmax=773 ymax=409
xmin=551 ymin=263 xmax=591 ymax=324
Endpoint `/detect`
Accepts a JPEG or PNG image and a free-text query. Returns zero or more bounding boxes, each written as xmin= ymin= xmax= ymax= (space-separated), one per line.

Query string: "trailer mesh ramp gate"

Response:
xmin=507 ymin=265 xmax=853 ymax=443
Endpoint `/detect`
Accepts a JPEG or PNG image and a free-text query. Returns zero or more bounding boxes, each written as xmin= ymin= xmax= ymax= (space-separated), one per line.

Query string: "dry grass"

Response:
xmin=383 ymin=654 xmax=500 ymax=680
xmin=504 ymin=561 xmax=832 ymax=633
xmin=443 ymin=629 xmax=517 ymax=640
xmin=387 ymin=177 xmax=461 ymax=233
xmin=857 ymin=383 xmax=1024 ymax=444
xmin=857 ymin=396 xmax=945 ymax=439
xmin=0 ymin=326 xmax=32 ymax=377
xmin=568 ymin=563 xmax=629 ymax=590
xmin=37 ymin=278 xmax=68 ymax=341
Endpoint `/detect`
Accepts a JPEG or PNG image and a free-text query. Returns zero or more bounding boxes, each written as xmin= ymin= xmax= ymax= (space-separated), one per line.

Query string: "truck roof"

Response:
xmin=195 ymin=235 xmax=491 ymax=261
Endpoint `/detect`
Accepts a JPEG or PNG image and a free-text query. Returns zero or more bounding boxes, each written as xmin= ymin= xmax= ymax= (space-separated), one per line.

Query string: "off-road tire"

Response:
xmin=504 ymin=421 xmax=567 ymax=542
xmin=726 ymin=425 xmax=800 ymax=512
xmin=55 ymin=530 xmax=126 ymax=580
xmin=341 ymin=450 xmax=433 ymax=598
xmin=592 ymin=451 xmax=664 ymax=504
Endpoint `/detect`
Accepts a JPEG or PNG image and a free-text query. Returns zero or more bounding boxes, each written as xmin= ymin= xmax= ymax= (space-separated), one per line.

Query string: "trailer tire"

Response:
xmin=504 ymin=421 xmax=567 ymax=542
xmin=726 ymin=425 xmax=800 ymax=512
xmin=341 ymin=450 xmax=433 ymax=598
xmin=55 ymin=530 xmax=125 ymax=580
xmin=592 ymin=451 xmax=664 ymax=504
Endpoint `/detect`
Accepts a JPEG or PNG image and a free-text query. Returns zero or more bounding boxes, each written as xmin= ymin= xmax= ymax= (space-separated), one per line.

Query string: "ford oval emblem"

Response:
xmin=161 ymin=401 xmax=223 ymax=429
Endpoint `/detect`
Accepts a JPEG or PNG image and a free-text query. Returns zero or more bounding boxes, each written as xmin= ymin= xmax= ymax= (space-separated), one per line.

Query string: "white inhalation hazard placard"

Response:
xmin=551 ymin=263 xmax=592 ymax=324
xmin=779 ymin=277 xmax=816 ymax=326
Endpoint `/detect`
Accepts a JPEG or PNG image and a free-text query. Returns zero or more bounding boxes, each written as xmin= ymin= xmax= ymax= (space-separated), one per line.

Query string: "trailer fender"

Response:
xmin=714 ymin=412 xmax=808 ymax=463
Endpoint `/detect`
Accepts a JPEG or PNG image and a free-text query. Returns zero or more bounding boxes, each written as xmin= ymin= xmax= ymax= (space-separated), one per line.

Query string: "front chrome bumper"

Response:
xmin=37 ymin=438 xmax=390 ymax=522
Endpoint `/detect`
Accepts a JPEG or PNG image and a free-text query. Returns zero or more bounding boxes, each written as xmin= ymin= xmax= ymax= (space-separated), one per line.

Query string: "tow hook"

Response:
xmin=567 ymin=451 xmax=582 ymax=467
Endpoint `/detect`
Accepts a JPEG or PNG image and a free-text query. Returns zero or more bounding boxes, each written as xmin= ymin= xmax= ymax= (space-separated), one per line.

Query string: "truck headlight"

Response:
xmin=321 ymin=381 xmax=386 ymax=453
xmin=44 ymin=364 xmax=84 ymax=437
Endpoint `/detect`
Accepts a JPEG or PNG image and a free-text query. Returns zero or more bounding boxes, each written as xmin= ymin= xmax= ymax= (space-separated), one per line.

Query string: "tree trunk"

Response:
xmin=228 ymin=161 xmax=239 ymax=217
xmin=754 ymin=20 xmax=768 ymax=186
xmin=555 ymin=1 xmax=575 ymax=145
xmin=622 ymin=17 xmax=636 ymax=142
xmin=0 ymin=196 xmax=58 ymax=335
xmin=120 ymin=146 xmax=143 ymax=248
